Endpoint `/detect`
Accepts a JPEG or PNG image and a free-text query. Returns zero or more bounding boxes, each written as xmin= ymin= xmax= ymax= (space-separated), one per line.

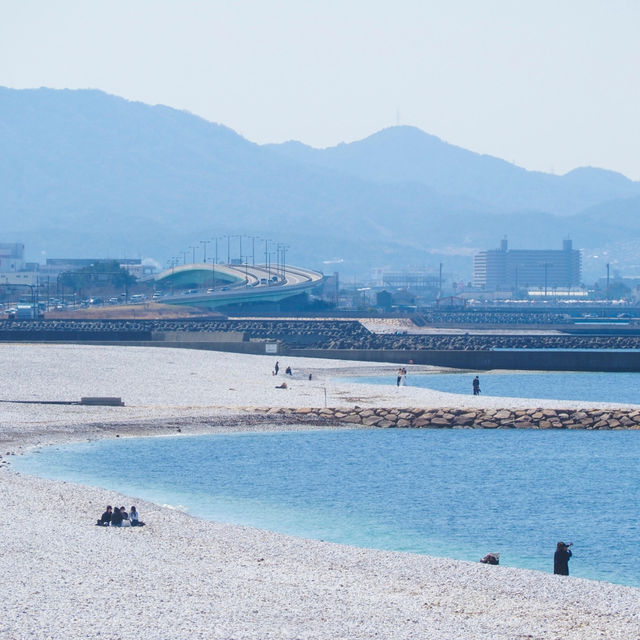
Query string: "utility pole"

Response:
xmin=544 ymin=262 xmax=550 ymax=297
xmin=606 ymin=262 xmax=610 ymax=300
xmin=190 ymin=246 xmax=197 ymax=264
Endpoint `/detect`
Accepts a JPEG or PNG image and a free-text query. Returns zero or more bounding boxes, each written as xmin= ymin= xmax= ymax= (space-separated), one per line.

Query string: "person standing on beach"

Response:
xmin=274 ymin=361 xmax=279 ymax=376
xmin=472 ymin=376 xmax=480 ymax=395
xmin=396 ymin=368 xmax=403 ymax=386
xmin=553 ymin=541 xmax=573 ymax=575
xmin=400 ymin=367 xmax=407 ymax=386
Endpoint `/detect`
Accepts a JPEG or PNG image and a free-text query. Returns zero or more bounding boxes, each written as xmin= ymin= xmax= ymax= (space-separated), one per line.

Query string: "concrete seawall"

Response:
xmin=288 ymin=348 xmax=640 ymax=371
xmin=252 ymin=406 xmax=640 ymax=429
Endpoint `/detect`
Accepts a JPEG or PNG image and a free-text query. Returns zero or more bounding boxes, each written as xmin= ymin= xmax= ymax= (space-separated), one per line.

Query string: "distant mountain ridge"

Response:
xmin=267 ymin=126 xmax=640 ymax=215
xmin=1 ymin=87 xmax=639 ymax=279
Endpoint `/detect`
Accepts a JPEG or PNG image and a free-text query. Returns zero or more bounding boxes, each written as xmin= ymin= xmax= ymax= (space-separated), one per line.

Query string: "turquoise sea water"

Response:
xmin=341 ymin=371 xmax=640 ymax=404
xmin=14 ymin=428 xmax=640 ymax=587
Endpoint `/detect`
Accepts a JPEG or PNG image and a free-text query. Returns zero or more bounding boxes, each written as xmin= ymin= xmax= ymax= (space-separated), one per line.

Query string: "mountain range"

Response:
xmin=1 ymin=86 xmax=639 ymax=281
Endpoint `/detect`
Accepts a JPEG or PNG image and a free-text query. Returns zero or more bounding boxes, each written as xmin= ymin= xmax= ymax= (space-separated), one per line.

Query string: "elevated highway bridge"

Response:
xmin=154 ymin=263 xmax=325 ymax=309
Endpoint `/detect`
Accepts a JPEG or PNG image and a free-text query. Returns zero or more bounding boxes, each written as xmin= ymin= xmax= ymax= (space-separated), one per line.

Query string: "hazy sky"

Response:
xmin=2 ymin=0 xmax=639 ymax=179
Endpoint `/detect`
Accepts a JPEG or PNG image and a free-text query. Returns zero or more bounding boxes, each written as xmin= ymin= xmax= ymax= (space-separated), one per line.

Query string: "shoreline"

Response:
xmin=2 ymin=344 xmax=640 ymax=639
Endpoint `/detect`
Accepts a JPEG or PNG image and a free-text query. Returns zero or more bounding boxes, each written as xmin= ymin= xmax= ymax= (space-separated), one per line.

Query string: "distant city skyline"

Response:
xmin=2 ymin=1 xmax=639 ymax=180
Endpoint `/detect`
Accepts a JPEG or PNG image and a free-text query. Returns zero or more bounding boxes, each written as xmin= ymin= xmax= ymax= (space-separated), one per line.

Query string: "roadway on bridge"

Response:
xmin=155 ymin=263 xmax=325 ymax=308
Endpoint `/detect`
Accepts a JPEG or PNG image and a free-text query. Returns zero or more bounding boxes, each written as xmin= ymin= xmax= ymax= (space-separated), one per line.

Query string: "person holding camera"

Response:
xmin=553 ymin=541 xmax=573 ymax=575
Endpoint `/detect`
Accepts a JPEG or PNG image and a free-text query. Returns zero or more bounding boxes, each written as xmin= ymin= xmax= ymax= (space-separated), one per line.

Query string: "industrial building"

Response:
xmin=473 ymin=239 xmax=582 ymax=292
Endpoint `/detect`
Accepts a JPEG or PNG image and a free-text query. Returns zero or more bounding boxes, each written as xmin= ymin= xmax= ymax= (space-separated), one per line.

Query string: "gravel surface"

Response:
xmin=1 ymin=343 xmax=639 ymax=640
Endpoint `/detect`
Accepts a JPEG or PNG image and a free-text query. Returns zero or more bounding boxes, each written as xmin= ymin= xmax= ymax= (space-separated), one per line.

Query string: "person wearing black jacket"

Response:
xmin=110 ymin=505 xmax=123 ymax=527
xmin=96 ymin=506 xmax=112 ymax=526
xmin=554 ymin=541 xmax=573 ymax=575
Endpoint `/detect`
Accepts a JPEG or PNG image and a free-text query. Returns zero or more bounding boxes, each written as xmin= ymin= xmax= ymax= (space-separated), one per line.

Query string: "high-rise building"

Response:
xmin=473 ymin=239 xmax=582 ymax=291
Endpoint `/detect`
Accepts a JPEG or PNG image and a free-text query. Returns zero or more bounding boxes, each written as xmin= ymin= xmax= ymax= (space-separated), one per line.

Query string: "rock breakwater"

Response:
xmin=252 ymin=406 xmax=640 ymax=430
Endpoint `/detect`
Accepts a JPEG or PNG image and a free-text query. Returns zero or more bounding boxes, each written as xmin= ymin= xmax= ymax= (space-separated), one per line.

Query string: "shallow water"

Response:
xmin=14 ymin=428 xmax=640 ymax=587
xmin=341 ymin=371 xmax=640 ymax=404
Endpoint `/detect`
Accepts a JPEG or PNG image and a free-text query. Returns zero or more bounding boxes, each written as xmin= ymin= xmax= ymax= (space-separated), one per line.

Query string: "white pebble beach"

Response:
xmin=1 ymin=343 xmax=638 ymax=640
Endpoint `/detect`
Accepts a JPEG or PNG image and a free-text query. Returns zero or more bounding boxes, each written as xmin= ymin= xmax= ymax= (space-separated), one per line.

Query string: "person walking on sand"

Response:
xmin=274 ymin=361 xmax=279 ymax=376
xmin=554 ymin=541 xmax=573 ymax=575
xmin=400 ymin=367 xmax=407 ymax=386
xmin=472 ymin=376 xmax=480 ymax=396
xmin=396 ymin=368 xmax=403 ymax=387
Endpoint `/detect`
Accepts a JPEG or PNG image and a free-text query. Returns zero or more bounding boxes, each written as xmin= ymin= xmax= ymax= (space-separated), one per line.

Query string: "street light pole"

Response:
xmin=212 ymin=237 xmax=219 ymax=289
xmin=200 ymin=239 xmax=210 ymax=264
xmin=264 ymin=239 xmax=271 ymax=281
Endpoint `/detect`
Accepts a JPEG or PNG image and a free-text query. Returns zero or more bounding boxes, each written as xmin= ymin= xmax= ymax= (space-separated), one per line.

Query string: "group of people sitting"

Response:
xmin=96 ymin=505 xmax=145 ymax=527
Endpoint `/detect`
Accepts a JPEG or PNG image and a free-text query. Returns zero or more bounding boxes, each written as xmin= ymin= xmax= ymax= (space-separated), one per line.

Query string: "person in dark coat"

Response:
xmin=274 ymin=361 xmax=279 ymax=375
xmin=553 ymin=541 xmax=573 ymax=575
xmin=97 ymin=505 xmax=112 ymax=526
xmin=110 ymin=504 xmax=123 ymax=527
xmin=472 ymin=376 xmax=480 ymax=395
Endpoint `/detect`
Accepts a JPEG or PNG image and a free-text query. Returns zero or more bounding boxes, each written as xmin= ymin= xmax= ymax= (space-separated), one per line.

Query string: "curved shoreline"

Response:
xmin=2 ymin=344 xmax=640 ymax=639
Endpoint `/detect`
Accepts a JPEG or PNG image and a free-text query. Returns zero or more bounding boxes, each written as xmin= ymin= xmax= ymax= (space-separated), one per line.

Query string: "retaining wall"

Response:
xmin=287 ymin=348 xmax=640 ymax=371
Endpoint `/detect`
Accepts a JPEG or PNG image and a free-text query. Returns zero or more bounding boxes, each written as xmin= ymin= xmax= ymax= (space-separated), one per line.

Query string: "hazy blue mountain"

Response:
xmin=0 ymin=87 xmax=493 ymax=273
xmin=1 ymin=87 xmax=638 ymax=280
xmin=267 ymin=126 xmax=640 ymax=216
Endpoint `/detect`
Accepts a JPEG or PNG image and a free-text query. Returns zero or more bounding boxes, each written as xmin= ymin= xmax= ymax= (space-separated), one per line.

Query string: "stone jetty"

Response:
xmin=252 ymin=406 xmax=640 ymax=430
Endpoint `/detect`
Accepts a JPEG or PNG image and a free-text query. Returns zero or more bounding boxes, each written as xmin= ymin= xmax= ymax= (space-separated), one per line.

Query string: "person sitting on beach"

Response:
xmin=96 ymin=505 xmax=113 ymax=526
xmin=120 ymin=506 xmax=131 ymax=527
xmin=285 ymin=366 xmax=292 ymax=376
xmin=130 ymin=506 xmax=145 ymax=527
xmin=110 ymin=504 xmax=123 ymax=527
xmin=275 ymin=382 xmax=288 ymax=389
xmin=480 ymin=552 xmax=500 ymax=565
